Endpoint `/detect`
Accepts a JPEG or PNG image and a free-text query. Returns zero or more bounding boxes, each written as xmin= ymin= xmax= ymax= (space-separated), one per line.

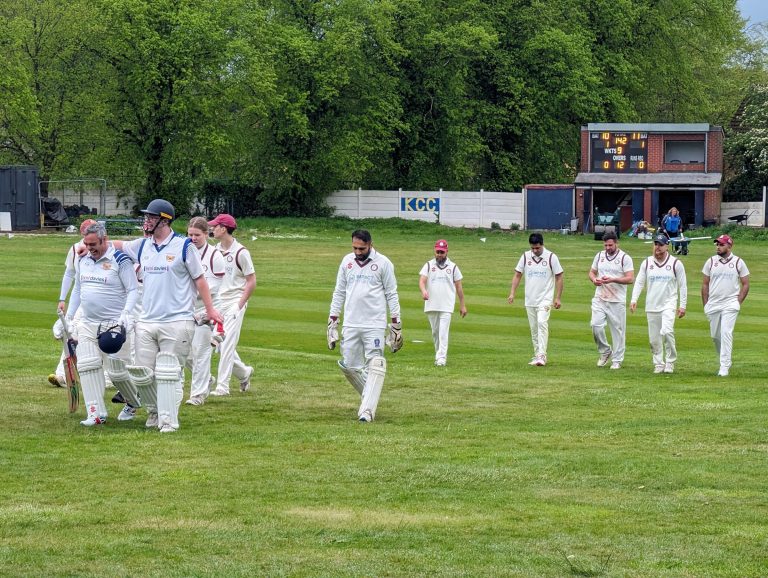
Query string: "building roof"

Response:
xmin=574 ymin=172 xmax=722 ymax=190
xmin=584 ymin=123 xmax=720 ymax=134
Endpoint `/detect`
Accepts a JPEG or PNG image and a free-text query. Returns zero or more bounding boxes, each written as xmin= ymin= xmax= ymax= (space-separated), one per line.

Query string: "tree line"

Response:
xmin=1 ymin=0 xmax=766 ymax=215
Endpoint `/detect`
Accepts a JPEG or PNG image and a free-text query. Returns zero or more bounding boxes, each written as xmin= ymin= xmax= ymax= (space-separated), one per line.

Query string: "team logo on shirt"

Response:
xmin=371 ymin=264 xmax=378 ymax=271
xmin=102 ymin=263 xmax=112 ymax=270
xmin=431 ymin=266 xmax=436 ymax=272
xmin=166 ymin=255 xmax=176 ymax=263
xmin=729 ymin=263 xmax=735 ymax=268
xmin=542 ymin=261 xmax=547 ymax=267
xmin=227 ymin=255 xmax=234 ymax=262
xmin=666 ymin=265 xmax=671 ymax=270
xmin=347 ymin=262 xmax=353 ymax=269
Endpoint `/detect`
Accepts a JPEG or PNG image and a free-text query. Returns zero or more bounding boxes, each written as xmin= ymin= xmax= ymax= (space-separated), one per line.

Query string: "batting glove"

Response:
xmin=387 ymin=320 xmax=403 ymax=353
xmin=327 ymin=317 xmax=339 ymax=350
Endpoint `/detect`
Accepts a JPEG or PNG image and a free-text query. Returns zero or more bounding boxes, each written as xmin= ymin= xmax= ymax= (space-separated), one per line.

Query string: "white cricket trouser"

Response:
xmin=341 ymin=326 xmax=386 ymax=377
xmin=426 ymin=311 xmax=452 ymax=362
xmin=77 ymin=320 xmax=132 ymax=417
xmin=135 ymin=320 xmax=195 ymax=371
xmin=590 ymin=299 xmax=627 ymax=362
xmin=646 ymin=310 xmax=677 ymax=366
xmin=526 ymin=304 xmax=551 ymax=357
xmin=706 ymin=307 xmax=739 ymax=370
xmin=215 ymin=301 xmax=249 ymax=393
xmin=186 ymin=322 xmax=214 ymax=398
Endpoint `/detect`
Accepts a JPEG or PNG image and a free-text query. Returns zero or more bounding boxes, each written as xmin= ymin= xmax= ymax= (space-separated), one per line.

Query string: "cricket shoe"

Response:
xmin=117 ymin=404 xmax=137 ymax=421
xmin=653 ymin=365 xmax=665 ymax=374
xmin=528 ymin=357 xmax=538 ymax=366
xmin=210 ymin=387 xmax=230 ymax=397
xmin=145 ymin=412 xmax=159 ymax=428
xmin=610 ymin=361 xmax=622 ymax=370
xmin=718 ymin=367 xmax=729 ymax=377
xmin=435 ymin=358 xmax=446 ymax=367
xmin=159 ymin=424 xmax=178 ymax=433
xmin=664 ymin=362 xmax=675 ymax=374
xmin=597 ymin=349 xmax=612 ymax=367
xmin=359 ymin=409 xmax=373 ymax=423
xmin=534 ymin=354 xmax=547 ymax=367
xmin=81 ymin=408 xmax=107 ymax=426
xmin=185 ymin=395 xmax=206 ymax=406
xmin=240 ymin=366 xmax=254 ymax=392
xmin=48 ymin=374 xmax=65 ymax=388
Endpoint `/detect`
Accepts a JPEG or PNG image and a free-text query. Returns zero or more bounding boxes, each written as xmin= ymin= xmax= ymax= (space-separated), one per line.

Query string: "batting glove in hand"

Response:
xmin=387 ymin=320 xmax=403 ymax=353
xmin=327 ymin=317 xmax=339 ymax=350
xmin=210 ymin=321 xmax=225 ymax=347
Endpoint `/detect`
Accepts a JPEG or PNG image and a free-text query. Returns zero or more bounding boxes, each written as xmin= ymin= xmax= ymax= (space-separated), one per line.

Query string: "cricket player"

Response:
xmin=65 ymin=222 xmax=139 ymax=425
xmin=185 ymin=217 xmax=226 ymax=405
xmin=207 ymin=214 xmax=255 ymax=397
xmin=701 ymin=234 xmax=750 ymax=377
xmin=328 ymin=229 xmax=402 ymax=422
xmin=588 ymin=232 xmax=634 ymax=370
xmin=630 ymin=234 xmax=687 ymax=374
xmin=419 ymin=239 xmax=467 ymax=366
xmin=49 ymin=218 xmax=98 ymax=387
xmin=115 ymin=199 xmax=222 ymax=432
xmin=507 ymin=233 xmax=564 ymax=366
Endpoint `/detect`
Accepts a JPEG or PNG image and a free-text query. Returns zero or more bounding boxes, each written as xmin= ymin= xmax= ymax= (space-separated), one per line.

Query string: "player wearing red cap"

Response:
xmin=701 ymin=235 xmax=750 ymax=377
xmin=419 ymin=239 xmax=467 ymax=366
xmin=207 ymin=214 xmax=256 ymax=396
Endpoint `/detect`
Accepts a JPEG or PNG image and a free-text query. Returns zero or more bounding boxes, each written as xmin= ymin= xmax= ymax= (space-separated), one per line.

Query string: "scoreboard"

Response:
xmin=590 ymin=132 xmax=648 ymax=173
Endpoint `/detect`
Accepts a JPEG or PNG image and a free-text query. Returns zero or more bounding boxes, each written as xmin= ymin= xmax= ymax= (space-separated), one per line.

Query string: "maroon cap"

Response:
xmin=714 ymin=234 xmax=732 ymax=246
xmin=208 ymin=214 xmax=237 ymax=229
xmin=434 ymin=239 xmax=448 ymax=251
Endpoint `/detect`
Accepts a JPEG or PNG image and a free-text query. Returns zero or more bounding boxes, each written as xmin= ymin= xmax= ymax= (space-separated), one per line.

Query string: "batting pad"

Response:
xmin=359 ymin=356 xmax=386 ymax=421
xmin=338 ymin=359 xmax=366 ymax=395
xmin=127 ymin=365 xmax=156 ymax=413
xmin=77 ymin=340 xmax=107 ymax=417
xmin=155 ymin=352 xmax=183 ymax=431
xmin=105 ymin=357 xmax=141 ymax=408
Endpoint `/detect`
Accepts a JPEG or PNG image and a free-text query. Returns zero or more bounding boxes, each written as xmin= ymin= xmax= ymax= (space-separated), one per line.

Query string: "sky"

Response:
xmin=737 ymin=0 xmax=768 ymax=26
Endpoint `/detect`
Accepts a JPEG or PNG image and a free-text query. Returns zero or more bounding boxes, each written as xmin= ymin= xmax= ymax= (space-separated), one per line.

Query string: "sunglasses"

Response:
xmin=435 ymin=250 xmax=446 ymax=254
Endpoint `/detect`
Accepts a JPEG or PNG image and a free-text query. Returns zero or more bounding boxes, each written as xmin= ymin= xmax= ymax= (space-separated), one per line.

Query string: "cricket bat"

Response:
xmin=57 ymin=312 xmax=80 ymax=413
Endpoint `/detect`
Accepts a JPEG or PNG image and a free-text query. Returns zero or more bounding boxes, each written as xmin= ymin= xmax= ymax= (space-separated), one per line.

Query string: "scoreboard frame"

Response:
xmin=590 ymin=132 xmax=648 ymax=173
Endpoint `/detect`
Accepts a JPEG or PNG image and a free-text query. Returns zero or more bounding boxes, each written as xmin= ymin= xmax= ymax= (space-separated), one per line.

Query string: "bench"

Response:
xmin=98 ymin=218 xmax=143 ymax=235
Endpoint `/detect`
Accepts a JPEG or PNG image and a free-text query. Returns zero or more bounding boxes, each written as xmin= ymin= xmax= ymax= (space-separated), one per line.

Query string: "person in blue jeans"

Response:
xmin=662 ymin=207 xmax=686 ymax=255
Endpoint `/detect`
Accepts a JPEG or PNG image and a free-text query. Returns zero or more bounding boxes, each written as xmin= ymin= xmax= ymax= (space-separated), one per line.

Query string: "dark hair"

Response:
xmin=602 ymin=232 xmax=618 ymax=242
xmin=352 ymin=229 xmax=371 ymax=244
xmin=528 ymin=233 xmax=544 ymax=245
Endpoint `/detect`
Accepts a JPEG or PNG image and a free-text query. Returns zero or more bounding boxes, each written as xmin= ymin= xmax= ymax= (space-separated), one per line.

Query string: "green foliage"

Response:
xmin=724 ymin=84 xmax=768 ymax=200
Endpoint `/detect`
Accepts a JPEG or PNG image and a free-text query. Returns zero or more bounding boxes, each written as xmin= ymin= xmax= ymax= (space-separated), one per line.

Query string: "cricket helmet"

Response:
xmin=97 ymin=323 xmax=127 ymax=354
xmin=140 ymin=199 xmax=175 ymax=221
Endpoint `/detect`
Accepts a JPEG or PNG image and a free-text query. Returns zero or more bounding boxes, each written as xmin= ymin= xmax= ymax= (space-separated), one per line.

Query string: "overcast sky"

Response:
xmin=738 ymin=0 xmax=768 ymax=25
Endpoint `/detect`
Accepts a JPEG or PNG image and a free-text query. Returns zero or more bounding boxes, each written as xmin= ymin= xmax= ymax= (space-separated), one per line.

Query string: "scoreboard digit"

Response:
xmin=591 ymin=132 xmax=648 ymax=173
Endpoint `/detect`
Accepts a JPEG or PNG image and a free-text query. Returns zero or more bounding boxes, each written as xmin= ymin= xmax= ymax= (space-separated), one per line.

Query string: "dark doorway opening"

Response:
xmin=658 ymin=191 xmax=695 ymax=228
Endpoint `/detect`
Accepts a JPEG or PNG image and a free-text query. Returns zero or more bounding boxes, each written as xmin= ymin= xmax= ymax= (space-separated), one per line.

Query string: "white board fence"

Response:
xmin=327 ymin=189 xmax=525 ymax=229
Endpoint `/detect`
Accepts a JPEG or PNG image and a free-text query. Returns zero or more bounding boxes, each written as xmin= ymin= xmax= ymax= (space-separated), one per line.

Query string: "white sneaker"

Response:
xmin=610 ymin=361 xmax=621 ymax=370
xmin=185 ymin=395 xmax=205 ymax=406
xmin=80 ymin=412 xmax=107 ymax=427
xmin=210 ymin=387 xmax=230 ymax=397
xmin=718 ymin=367 xmax=729 ymax=377
xmin=117 ymin=405 xmax=137 ymax=421
xmin=597 ymin=349 xmax=612 ymax=367
xmin=664 ymin=362 xmax=674 ymax=374
xmin=534 ymin=354 xmax=547 ymax=367
xmin=653 ymin=365 xmax=665 ymax=374
xmin=240 ymin=366 xmax=254 ymax=392
xmin=159 ymin=424 xmax=177 ymax=433
xmin=435 ymin=358 xmax=446 ymax=367
xmin=528 ymin=357 xmax=538 ymax=366
xmin=359 ymin=409 xmax=373 ymax=423
xmin=145 ymin=412 xmax=159 ymax=428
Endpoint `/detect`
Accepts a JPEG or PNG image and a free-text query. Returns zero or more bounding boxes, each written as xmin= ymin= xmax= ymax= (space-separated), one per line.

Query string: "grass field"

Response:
xmin=0 ymin=218 xmax=766 ymax=577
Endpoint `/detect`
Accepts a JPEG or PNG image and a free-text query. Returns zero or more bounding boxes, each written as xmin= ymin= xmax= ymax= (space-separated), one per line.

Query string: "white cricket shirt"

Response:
xmin=702 ymin=254 xmax=749 ymax=312
xmin=631 ymin=254 xmax=688 ymax=312
xmin=330 ymin=248 xmax=400 ymax=329
xmin=591 ymin=250 xmax=634 ymax=303
xmin=420 ymin=258 xmax=463 ymax=313
xmin=514 ymin=248 xmax=563 ymax=307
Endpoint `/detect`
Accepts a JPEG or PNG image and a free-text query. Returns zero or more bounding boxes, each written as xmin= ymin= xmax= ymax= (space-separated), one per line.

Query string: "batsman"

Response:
xmin=328 ymin=229 xmax=402 ymax=422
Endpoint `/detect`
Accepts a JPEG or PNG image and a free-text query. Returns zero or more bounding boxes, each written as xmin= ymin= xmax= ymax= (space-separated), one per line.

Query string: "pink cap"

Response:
xmin=434 ymin=239 xmax=448 ymax=251
xmin=80 ymin=219 xmax=98 ymax=235
xmin=208 ymin=214 xmax=237 ymax=229
xmin=714 ymin=234 xmax=732 ymax=246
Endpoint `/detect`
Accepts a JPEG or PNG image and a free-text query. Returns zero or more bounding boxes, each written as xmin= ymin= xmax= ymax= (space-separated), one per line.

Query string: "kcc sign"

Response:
xmin=400 ymin=197 xmax=440 ymax=212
